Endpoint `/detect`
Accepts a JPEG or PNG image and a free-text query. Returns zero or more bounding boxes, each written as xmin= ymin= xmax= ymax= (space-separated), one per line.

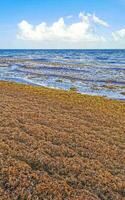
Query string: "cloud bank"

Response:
xmin=17 ymin=12 xmax=109 ymax=45
xmin=112 ymin=28 xmax=125 ymax=41
xmin=17 ymin=12 xmax=125 ymax=48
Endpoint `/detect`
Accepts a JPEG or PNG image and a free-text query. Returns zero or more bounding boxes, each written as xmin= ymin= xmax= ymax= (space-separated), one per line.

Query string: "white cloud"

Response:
xmin=92 ymin=14 xmax=109 ymax=28
xmin=78 ymin=12 xmax=109 ymax=28
xmin=66 ymin=15 xmax=73 ymax=19
xmin=17 ymin=12 xmax=109 ymax=45
xmin=112 ymin=28 xmax=125 ymax=41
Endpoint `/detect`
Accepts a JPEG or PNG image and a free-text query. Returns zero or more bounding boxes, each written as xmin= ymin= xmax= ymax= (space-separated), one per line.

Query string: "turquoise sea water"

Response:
xmin=0 ymin=49 xmax=125 ymax=100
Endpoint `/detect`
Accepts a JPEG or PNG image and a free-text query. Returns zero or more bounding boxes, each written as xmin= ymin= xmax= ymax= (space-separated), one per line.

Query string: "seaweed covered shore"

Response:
xmin=0 ymin=81 xmax=125 ymax=200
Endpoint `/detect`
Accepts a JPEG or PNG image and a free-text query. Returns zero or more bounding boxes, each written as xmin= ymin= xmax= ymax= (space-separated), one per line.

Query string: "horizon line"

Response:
xmin=0 ymin=48 xmax=125 ymax=50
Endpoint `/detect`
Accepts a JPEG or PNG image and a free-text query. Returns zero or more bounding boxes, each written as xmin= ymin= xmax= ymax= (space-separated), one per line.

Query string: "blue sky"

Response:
xmin=0 ymin=0 xmax=125 ymax=48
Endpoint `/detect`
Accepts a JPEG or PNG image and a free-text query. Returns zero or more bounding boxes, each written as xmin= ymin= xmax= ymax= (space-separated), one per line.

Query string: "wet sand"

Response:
xmin=0 ymin=81 xmax=125 ymax=200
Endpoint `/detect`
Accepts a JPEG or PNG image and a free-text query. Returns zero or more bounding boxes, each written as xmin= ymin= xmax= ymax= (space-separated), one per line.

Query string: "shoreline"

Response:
xmin=0 ymin=80 xmax=125 ymax=102
xmin=0 ymin=80 xmax=125 ymax=199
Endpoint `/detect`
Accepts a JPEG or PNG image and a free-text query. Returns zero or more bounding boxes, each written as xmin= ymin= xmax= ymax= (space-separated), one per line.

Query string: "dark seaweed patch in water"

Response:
xmin=37 ymin=66 xmax=90 ymax=73
xmin=31 ymin=58 xmax=50 ymax=62
xmin=33 ymin=73 xmax=125 ymax=85
xmin=100 ymin=66 xmax=125 ymax=71
xmin=108 ymin=67 xmax=125 ymax=71
xmin=96 ymin=56 xmax=108 ymax=60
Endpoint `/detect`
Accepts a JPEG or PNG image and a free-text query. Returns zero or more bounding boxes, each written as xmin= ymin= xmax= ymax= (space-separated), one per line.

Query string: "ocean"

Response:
xmin=0 ymin=49 xmax=125 ymax=100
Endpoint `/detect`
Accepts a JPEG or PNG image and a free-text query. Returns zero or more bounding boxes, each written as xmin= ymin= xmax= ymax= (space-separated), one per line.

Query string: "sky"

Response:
xmin=0 ymin=0 xmax=125 ymax=49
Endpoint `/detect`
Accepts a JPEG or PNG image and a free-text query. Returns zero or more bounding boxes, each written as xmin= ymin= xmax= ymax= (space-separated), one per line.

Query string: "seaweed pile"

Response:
xmin=0 ymin=81 xmax=125 ymax=200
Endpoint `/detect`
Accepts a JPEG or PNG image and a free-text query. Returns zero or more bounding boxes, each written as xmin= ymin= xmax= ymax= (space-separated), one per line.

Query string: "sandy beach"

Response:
xmin=0 ymin=81 xmax=125 ymax=200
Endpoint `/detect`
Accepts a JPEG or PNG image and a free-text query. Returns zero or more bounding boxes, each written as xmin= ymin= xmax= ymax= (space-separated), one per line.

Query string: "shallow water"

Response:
xmin=0 ymin=49 xmax=125 ymax=100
